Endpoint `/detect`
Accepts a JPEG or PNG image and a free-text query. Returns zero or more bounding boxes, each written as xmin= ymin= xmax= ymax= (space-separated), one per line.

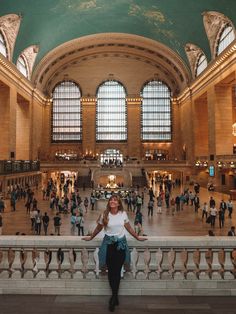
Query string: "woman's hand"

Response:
xmin=136 ymin=236 xmax=148 ymax=241
xmin=82 ymin=235 xmax=92 ymax=241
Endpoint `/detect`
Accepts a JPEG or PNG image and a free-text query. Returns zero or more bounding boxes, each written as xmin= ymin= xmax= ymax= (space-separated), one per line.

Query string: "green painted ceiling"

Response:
xmin=1 ymin=0 xmax=236 ymax=67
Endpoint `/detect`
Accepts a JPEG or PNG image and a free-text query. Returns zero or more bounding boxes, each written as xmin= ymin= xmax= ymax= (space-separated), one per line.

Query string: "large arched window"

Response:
xmin=96 ymin=80 xmax=127 ymax=141
xmin=195 ymin=54 xmax=207 ymax=77
xmin=52 ymin=81 xmax=82 ymax=142
xmin=216 ymin=24 xmax=235 ymax=56
xmin=0 ymin=32 xmax=7 ymax=58
xmin=141 ymin=80 xmax=172 ymax=141
xmin=16 ymin=55 xmax=28 ymax=78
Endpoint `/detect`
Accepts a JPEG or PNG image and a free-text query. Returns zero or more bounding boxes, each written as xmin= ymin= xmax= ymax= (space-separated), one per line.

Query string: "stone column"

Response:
xmin=127 ymin=97 xmax=141 ymax=159
xmin=214 ymin=84 xmax=233 ymax=155
xmin=81 ymin=97 xmax=96 ymax=156
xmin=0 ymin=83 xmax=10 ymax=159
xmin=9 ymin=87 xmax=17 ymax=159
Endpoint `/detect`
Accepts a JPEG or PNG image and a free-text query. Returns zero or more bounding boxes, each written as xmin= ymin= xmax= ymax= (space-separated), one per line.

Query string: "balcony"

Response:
xmin=0 ymin=160 xmax=40 ymax=175
xmin=0 ymin=236 xmax=235 ymax=295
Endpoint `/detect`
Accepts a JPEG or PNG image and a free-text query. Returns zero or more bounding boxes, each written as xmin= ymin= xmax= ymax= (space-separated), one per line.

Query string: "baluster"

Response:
xmin=131 ymin=247 xmax=139 ymax=279
xmin=73 ymin=249 xmax=83 ymax=279
xmin=61 ymin=250 xmax=72 ymax=279
xmin=57 ymin=248 xmax=64 ymax=278
xmin=23 ymin=249 xmax=34 ymax=279
xmin=230 ymin=249 xmax=236 ymax=278
xmin=174 ymin=249 xmax=185 ymax=280
xmin=224 ymin=249 xmax=234 ymax=279
xmin=143 ymin=248 xmax=151 ymax=279
xmin=68 ymin=249 xmax=76 ymax=277
xmin=211 ymin=249 xmax=221 ymax=280
xmin=93 ymin=248 xmax=100 ymax=278
xmin=199 ymin=249 xmax=208 ymax=280
xmin=0 ymin=250 xmax=10 ymax=278
xmin=86 ymin=249 xmax=96 ymax=279
xmin=81 ymin=248 xmax=89 ymax=279
xmin=48 ymin=250 xmax=59 ymax=279
xmin=168 ymin=248 xmax=176 ymax=279
xmin=205 ymin=249 xmax=213 ymax=279
xmin=161 ymin=249 xmax=170 ymax=279
xmin=155 ymin=248 xmax=163 ymax=279
xmin=185 ymin=249 xmax=196 ymax=279
xmin=11 ymin=249 xmax=22 ymax=279
xmin=193 ymin=248 xmax=200 ymax=279
xmin=36 ymin=250 xmax=47 ymax=279
xmin=218 ymin=249 xmax=225 ymax=279
xmin=180 ymin=249 xmax=188 ymax=279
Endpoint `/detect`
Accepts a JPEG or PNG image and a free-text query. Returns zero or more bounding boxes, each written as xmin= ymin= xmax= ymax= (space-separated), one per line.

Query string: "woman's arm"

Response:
xmin=82 ymin=223 xmax=103 ymax=241
xmin=124 ymin=222 xmax=147 ymax=241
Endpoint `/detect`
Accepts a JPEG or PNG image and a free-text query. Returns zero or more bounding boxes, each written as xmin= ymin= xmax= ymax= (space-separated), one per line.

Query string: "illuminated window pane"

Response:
xmin=52 ymin=81 xmax=82 ymax=142
xmin=16 ymin=55 xmax=28 ymax=78
xmin=196 ymin=54 xmax=207 ymax=76
xmin=217 ymin=25 xmax=235 ymax=55
xmin=96 ymin=81 xmax=127 ymax=141
xmin=141 ymin=81 xmax=172 ymax=141
xmin=0 ymin=32 xmax=7 ymax=57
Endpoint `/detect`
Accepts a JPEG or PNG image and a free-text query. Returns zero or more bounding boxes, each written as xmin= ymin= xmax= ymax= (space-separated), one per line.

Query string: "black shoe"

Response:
xmin=113 ymin=296 xmax=119 ymax=306
xmin=109 ymin=296 xmax=117 ymax=312
xmin=109 ymin=298 xmax=115 ymax=312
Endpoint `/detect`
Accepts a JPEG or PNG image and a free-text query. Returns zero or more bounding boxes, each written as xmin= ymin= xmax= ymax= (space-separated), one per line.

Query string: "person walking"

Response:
xmin=82 ymin=194 xmax=146 ymax=312
xmin=76 ymin=212 xmax=85 ymax=236
xmin=53 ymin=212 xmax=61 ymax=236
xmin=42 ymin=212 xmax=50 ymax=235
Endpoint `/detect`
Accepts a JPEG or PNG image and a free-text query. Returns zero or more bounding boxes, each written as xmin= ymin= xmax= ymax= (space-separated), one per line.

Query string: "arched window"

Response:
xmin=52 ymin=81 xmax=82 ymax=142
xmin=195 ymin=54 xmax=207 ymax=76
xmin=141 ymin=80 xmax=172 ymax=141
xmin=96 ymin=80 xmax=127 ymax=141
xmin=0 ymin=32 xmax=7 ymax=57
xmin=16 ymin=55 xmax=28 ymax=78
xmin=216 ymin=25 xmax=235 ymax=56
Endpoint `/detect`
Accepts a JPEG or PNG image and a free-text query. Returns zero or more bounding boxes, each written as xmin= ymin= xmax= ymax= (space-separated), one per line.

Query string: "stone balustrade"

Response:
xmin=0 ymin=236 xmax=236 ymax=295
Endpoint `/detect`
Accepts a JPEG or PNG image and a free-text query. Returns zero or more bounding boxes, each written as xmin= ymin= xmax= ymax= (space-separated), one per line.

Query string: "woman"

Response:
xmin=83 ymin=194 xmax=146 ymax=312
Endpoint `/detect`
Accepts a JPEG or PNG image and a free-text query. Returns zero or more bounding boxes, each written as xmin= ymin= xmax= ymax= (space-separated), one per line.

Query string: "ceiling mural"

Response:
xmin=0 ymin=0 xmax=236 ymax=67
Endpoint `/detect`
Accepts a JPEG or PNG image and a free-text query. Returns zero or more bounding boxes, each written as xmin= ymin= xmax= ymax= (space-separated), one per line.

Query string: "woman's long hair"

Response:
xmin=101 ymin=195 xmax=124 ymax=227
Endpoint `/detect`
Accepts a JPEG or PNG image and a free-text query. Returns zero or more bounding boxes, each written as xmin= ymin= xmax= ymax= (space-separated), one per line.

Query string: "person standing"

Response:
xmin=83 ymin=194 xmax=146 ymax=312
xmin=227 ymin=226 xmax=236 ymax=236
xmin=0 ymin=197 xmax=6 ymax=213
xmin=53 ymin=212 xmax=61 ymax=236
xmin=227 ymin=199 xmax=233 ymax=219
xmin=76 ymin=212 xmax=85 ymax=236
xmin=202 ymin=202 xmax=208 ymax=221
xmin=42 ymin=212 xmax=50 ymax=235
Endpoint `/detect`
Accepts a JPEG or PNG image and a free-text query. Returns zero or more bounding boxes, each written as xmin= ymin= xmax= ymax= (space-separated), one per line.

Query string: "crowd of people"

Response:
xmin=0 ymin=177 xmax=235 ymax=238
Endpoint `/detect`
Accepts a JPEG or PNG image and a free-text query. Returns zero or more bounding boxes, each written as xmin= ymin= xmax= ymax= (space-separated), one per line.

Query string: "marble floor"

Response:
xmin=1 ymin=295 xmax=236 ymax=314
xmin=1 ymin=184 xmax=234 ymax=237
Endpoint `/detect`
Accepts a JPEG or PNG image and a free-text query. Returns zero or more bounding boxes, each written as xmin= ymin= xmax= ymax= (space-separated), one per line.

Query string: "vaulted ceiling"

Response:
xmin=1 ymin=0 xmax=236 ymax=66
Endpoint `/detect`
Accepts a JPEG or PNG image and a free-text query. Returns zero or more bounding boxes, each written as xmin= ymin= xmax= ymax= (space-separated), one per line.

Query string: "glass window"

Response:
xmin=195 ymin=54 xmax=207 ymax=76
xmin=217 ymin=25 xmax=235 ymax=56
xmin=96 ymin=80 xmax=127 ymax=141
xmin=16 ymin=55 xmax=28 ymax=78
xmin=52 ymin=81 xmax=82 ymax=142
xmin=0 ymin=32 xmax=7 ymax=57
xmin=141 ymin=80 xmax=172 ymax=141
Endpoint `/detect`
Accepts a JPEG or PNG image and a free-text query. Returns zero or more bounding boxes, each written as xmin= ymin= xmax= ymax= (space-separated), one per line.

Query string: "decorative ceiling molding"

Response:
xmin=45 ymin=52 xmax=180 ymax=95
xmin=185 ymin=43 xmax=205 ymax=78
xmin=0 ymin=14 xmax=21 ymax=61
xmin=32 ymin=33 xmax=191 ymax=96
xmin=21 ymin=45 xmax=39 ymax=79
xmin=202 ymin=11 xmax=233 ymax=58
